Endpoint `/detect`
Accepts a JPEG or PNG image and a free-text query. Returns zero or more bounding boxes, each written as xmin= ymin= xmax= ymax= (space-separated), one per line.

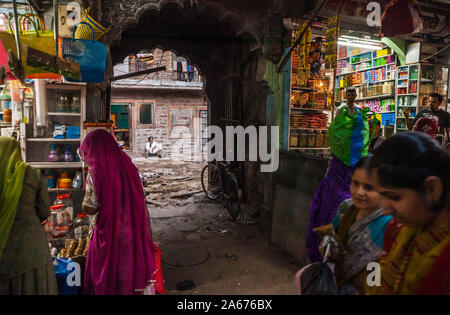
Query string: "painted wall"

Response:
xmin=110 ymin=104 xmax=129 ymax=130
xmin=271 ymin=151 xmax=329 ymax=266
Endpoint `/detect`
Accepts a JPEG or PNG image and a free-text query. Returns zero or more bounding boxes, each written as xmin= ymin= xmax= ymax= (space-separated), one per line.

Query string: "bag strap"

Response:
xmin=8 ymin=14 xmax=39 ymax=37
xmin=322 ymin=242 xmax=331 ymax=264
xmin=20 ymin=13 xmax=46 ymax=32
xmin=73 ymin=22 xmax=95 ymax=41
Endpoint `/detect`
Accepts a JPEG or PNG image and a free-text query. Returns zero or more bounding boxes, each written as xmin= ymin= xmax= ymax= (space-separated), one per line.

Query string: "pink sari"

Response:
xmin=79 ymin=129 xmax=156 ymax=295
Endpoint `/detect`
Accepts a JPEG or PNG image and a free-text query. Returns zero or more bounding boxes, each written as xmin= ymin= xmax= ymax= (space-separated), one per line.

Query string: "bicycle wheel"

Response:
xmin=201 ymin=164 xmax=222 ymax=200
xmin=225 ymin=172 xmax=241 ymax=220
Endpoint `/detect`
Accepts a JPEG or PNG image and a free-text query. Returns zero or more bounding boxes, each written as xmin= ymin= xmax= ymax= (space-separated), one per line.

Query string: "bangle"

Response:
xmin=41 ymin=220 xmax=48 ymax=225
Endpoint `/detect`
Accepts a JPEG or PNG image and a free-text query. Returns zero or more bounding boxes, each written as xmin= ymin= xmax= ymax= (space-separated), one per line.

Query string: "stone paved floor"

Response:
xmin=134 ymin=157 xmax=299 ymax=295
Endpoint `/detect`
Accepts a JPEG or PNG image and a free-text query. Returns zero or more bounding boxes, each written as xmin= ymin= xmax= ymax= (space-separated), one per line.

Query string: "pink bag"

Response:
xmin=0 ymin=40 xmax=17 ymax=80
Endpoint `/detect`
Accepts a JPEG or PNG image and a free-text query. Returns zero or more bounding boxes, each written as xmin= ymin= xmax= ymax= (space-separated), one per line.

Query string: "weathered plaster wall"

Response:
xmin=111 ymin=89 xmax=206 ymax=157
xmin=271 ymin=151 xmax=328 ymax=266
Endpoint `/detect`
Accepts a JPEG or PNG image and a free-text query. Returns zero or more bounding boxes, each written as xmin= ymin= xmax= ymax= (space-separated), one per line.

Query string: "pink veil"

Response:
xmin=79 ymin=129 xmax=156 ymax=295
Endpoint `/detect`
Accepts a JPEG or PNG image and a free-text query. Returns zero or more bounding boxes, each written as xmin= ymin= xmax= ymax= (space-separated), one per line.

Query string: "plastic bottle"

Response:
xmin=63 ymin=145 xmax=74 ymax=162
xmin=48 ymin=144 xmax=59 ymax=162
xmin=72 ymin=172 xmax=82 ymax=189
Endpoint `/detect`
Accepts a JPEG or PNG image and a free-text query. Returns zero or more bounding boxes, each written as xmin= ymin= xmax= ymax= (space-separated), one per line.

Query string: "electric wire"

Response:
xmin=419 ymin=44 xmax=450 ymax=62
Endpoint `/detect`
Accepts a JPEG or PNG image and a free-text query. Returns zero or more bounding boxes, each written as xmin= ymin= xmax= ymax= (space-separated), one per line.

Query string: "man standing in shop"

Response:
xmin=145 ymin=136 xmax=162 ymax=158
xmin=403 ymin=93 xmax=450 ymax=141
xmin=336 ymin=87 xmax=360 ymax=116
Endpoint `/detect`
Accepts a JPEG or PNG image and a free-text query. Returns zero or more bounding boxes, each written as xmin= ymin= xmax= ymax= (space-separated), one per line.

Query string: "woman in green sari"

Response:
xmin=0 ymin=137 xmax=57 ymax=295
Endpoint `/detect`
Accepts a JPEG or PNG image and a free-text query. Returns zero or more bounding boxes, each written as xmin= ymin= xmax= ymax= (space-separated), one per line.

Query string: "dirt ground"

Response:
xmin=133 ymin=157 xmax=299 ymax=295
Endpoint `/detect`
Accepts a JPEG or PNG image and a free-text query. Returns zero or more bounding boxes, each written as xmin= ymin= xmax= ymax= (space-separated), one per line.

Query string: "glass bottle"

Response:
xmin=71 ymin=96 xmax=80 ymax=113
xmin=58 ymin=95 xmax=65 ymax=112
xmin=55 ymin=193 xmax=73 ymax=223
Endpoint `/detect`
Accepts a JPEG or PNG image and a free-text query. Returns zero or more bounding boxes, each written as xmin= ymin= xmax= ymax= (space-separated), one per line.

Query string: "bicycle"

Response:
xmin=201 ymin=160 xmax=242 ymax=220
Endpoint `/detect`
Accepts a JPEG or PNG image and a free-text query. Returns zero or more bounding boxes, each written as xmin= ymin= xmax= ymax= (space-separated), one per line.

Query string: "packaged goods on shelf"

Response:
xmin=53 ymin=125 xmax=66 ymax=139
xmin=290 ymin=112 xmax=329 ymax=129
xmin=66 ymin=126 xmax=81 ymax=139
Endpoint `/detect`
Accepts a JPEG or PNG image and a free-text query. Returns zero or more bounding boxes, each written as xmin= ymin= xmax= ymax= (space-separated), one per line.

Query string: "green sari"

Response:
xmin=0 ymin=137 xmax=28 ymax=262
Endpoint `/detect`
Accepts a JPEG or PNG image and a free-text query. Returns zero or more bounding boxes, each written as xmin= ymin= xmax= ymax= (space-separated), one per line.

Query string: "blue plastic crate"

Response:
xmin=53 ymin=258 xmax=80 ymax=295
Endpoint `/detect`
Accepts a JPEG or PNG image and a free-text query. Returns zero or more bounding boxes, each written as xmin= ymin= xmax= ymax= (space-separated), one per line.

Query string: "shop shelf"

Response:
xmin=336 ymin=79 xmax=395 ymax=89
xmin=351 ymin=60 xmax=371 ymax=65
xmin=352 ymin=94 xmax=394 ymax=101
xmin=47 ymin=188 xmax=84 ymax=192
xmin=47 ymin=112 xmax=81 ymax=116
xmin=292 ymin=86 xmax=314 ymax=91
xmin=27 ymin=138 xmax=80 ymax=142
xmin=337 ymin=63 xmax=396 ymax=76
xmin=338 ymin=51 xmax=372 ymax=61
xmin=289 ymin=147 xmax=331 ymax=150
xmin=290 ymin=128 xmax=329 ymax=131
xmin=373 ymin=54 xmax=394 ymax=60
xmin=290 ymin=107 xmax=330 ymax=112
xmin=29 ymin=162 xmax=83 ymax=168
xmin=397 ymin=94 xmax=418 ymax=96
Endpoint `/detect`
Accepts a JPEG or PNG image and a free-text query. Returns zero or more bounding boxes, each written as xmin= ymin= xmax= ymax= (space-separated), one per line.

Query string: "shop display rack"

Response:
xmin=395 ymin=63 xmax=449 ymax=133
xmin=336 ymin=46 xmax=398 ymax=132
xmin=20 ymin=83 xmax=87 ymax=191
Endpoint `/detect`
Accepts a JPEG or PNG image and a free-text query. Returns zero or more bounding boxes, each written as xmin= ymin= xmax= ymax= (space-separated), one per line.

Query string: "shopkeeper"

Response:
xmin=403 ymin=93 xmax=450 ymax=139
xmin=336 ymin=87 xmax=361 ymax=116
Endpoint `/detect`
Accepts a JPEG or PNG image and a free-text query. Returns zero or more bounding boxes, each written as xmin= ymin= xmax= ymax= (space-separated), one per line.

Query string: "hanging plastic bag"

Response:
xmin=74 ymin=7 xmax=109 ymax=41
xmin=379 ymin=0 xmax=423 ymax=38
xmin=295 ymin=243 xmax=338 ymax=295
xmin=0 ymin=14 xmax=61 ymax=79
xmin=152 ymin=242 xmax=167 ymax=294
xmin=61 ymin=22 xmax=106 ymax=83
xmin=328 ymin=107 xmax=373 ymax=167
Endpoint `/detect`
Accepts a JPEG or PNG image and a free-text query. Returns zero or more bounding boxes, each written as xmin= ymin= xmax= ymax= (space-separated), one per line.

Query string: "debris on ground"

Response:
xmin=133 ymin=158 xmax=206 ymax=206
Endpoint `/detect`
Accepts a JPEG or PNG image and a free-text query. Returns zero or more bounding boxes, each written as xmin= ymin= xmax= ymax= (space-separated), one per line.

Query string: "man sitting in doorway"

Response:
xmin=145 ymin=136 xmax=162 ymax=158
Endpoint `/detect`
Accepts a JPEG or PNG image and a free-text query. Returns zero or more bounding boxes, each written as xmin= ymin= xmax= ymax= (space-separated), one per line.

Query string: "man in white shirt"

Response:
xmin=145 ymin=137 xmax=162 ymax=158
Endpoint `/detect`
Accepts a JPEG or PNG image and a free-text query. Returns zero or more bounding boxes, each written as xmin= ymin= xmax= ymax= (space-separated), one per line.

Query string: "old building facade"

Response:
xmin=111 ymin=48 xmax=207 ymax=158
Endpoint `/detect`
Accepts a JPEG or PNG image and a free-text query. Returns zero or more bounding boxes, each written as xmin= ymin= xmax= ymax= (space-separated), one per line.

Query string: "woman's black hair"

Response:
xmin=352 ymin=156 xmax=371 ymax=175
xmin=368 ymin=132 xmax=450 ymax=212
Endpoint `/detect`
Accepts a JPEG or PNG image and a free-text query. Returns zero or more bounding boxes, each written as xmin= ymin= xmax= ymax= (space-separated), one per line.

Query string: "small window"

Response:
xmin=139 ymin=103 xmax=153 ymax=125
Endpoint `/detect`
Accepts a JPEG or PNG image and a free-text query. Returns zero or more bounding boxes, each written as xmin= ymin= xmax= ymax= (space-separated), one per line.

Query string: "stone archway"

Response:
xmin=103 ymin=1 xmax=274 ymax=213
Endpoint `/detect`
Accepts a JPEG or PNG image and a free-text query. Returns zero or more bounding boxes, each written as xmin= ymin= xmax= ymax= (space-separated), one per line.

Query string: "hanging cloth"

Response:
xmin=0 ymin=137 xmax=28 ymax=261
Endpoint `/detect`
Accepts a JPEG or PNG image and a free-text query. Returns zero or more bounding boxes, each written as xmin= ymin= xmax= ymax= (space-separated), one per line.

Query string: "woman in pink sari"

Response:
xmin=79 ymin=129 xmax=158 ymax=295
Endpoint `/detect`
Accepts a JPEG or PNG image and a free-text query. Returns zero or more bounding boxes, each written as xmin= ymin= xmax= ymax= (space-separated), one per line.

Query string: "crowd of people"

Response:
xmin=304 ymin=89 xmax=449 ymax=295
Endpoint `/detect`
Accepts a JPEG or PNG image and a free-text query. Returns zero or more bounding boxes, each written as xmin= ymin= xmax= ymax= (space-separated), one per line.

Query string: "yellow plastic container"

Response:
xmin=58 ymin=178 xmax=72 ymax=189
